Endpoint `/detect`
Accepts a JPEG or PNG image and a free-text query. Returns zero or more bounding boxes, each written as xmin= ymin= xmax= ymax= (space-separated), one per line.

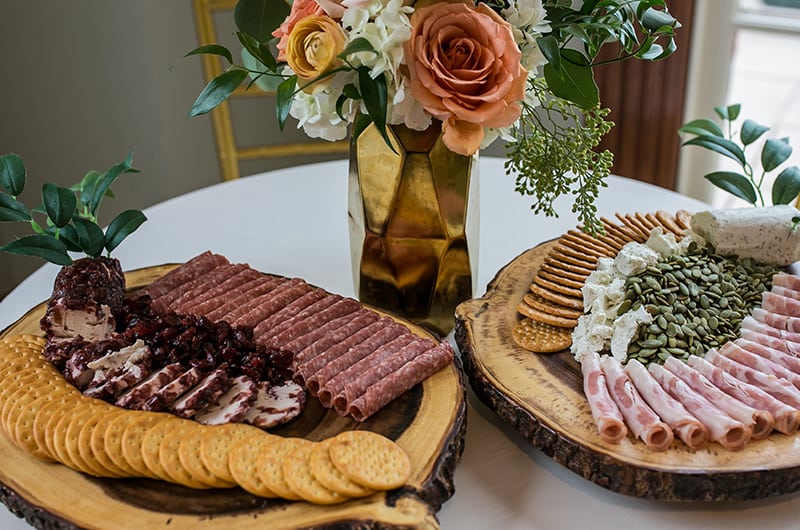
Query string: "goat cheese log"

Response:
xmin=599 ymin=355 xmax=673 ymax=450
xmin=579 ymin=352 xmax=627 ymax=444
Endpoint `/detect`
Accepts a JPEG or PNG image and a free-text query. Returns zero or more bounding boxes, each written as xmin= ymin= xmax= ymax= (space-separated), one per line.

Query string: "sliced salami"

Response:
xmin=254 ymin=294 xmax=344 ymax=342
xmin=204 ymin=275 xmax=286 ymax=321
xmin=179 ymin=267 xmax=262 ymax=314
xmin=285 ymin=309 xmax=379 ymax=362
xmin=347 ymin=342 xmax=454 ymax=422
xmin=579 ymin=352 xmax=627 ymax=444
xmin=166 ymin=263 xmax=248 ymax=312
xmin=247 ymin=288 xmax=330 ymax=336
xmin=262 ymin=297 xmax=362 ymax=349
xmin=139 ymin=251 xmax=229 ymax=300
xmin=221 ymin=278 xmax=311 ymax=326
xmin=150 ymin=262 xmax=241 ymax=313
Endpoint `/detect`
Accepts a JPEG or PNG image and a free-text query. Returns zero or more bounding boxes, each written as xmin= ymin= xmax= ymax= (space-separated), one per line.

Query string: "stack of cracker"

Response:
xmin=0 ymin=334 xmax=411 ymax=504
xmin=513 ymin=211 xmax=691 ymax=353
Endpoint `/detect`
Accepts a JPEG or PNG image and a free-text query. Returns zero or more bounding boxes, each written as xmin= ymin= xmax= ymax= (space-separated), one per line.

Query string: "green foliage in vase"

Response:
xmin=680 ymin=103 xmax=800 ymax=207
xmin=0 ymin=151 xmax=147 ymax=266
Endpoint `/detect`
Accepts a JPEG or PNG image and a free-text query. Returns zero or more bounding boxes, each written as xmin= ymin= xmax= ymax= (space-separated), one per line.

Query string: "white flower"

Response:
xmin=502 ymin=0 xmax=551 ymax=72
xmin=289 ymin=70 xmax=358 ymax=141
xmin=389 ymin=74 xmax=430 ymax=130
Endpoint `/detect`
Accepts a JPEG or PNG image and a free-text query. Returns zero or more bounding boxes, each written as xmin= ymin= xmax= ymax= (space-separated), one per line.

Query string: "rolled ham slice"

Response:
xmin=750 ymin=309 xmax=800 ymax=341
xmin=735 ymin=336 xmax=800 ymax=374
xmin=648 ymin=363 xmax=751 ymax=450
xmin=599 ymin=356 xmax=673 ymax=451
xmin=762 ymin=291 xmax=800 ymax=318
xmin=663 ymin=356 xmax=774 ymax=439
xmin=772 ymin=272 xmax=800 ymax=291
xmin=624 ymin=359 xmax=707 ymax=449
xmin=739 ymin=322 xmax=800 ymax=357
xmin=719 ymin=342 xmax=800 ymax=390
xmin=580 ymin=352 xmax=627 ymax=444
xmin=687 ymin=355 xmax=800 ymax=435
xmin=706 ymin=349 xmax=800 ymax=409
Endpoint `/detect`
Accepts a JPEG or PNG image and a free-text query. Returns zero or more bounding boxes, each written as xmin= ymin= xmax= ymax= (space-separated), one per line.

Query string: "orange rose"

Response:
xmin=285 ymin=15 xmax=348 ymax=84
xmin=404 ymin=1 xmax=527 ymax=155
xmin=272 ymin=0 xmax=325 ymax=62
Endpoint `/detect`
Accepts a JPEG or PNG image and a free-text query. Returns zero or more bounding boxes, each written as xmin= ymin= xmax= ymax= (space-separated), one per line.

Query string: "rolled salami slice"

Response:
xmin=204 ymin=276 xmax=287 ymax=321
xmin=139 ymin=251 xmax=229 ymax=300
xmin=229 ymin=280 xmax=314 ymax=328
xmin=719 ymin=341 xmax=800 ymax=390
xmin=262 ymin=297 xmax=362 ymax=349
xmin=579 ymin=352 xmax=627 ymax=444
xmin=152 ymin=263 xmax=245 ymax=313
xmin=179 ymin=267 xmax=262 ymax=314
xmin=288 ymin=310 xmax=379 ymax=365
xmin=245 ymin=288 xmax=330 ymax=336
xmin=687 ymin=355 xmax=800 ymax=435
xmin=736 ymin=336 xmax=800 ymax=374
xmin=648 ymin=363 xmax=751 ymax=450
xmin=625 ymin=359 xmax=707 ymax=449
xmin=347 ymin=342 xmax=454 ymax=421
xmin=751 ymin=307 xmax=800 ymax=334
xmin=663 ymin=356 xmax=774 ymax=440
xmin=599 ymin=356 xmax=673 ymax=451
xmin=707 ymin=349 xmax=800 ymax=409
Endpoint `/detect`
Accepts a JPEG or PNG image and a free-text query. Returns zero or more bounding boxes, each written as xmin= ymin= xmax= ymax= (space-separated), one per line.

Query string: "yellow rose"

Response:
xmin=285 ymin=15 xmax=347 ymax=85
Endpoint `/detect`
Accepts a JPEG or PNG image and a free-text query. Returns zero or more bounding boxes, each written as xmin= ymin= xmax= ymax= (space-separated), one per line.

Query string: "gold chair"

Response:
xmin=191 ymin=0 xmax=349 ymax=181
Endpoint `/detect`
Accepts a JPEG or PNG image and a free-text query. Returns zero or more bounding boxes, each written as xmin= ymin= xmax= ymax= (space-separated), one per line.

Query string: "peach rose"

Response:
xmin=285 ymin=15 xmax=347 ymax=84
xmin=314 ymin=0 xmax=371 ymax=19
xmin=404 ymin=1 xmax=527 ymax=155
xmin=272 ymin=0 xmax=325 ymax=62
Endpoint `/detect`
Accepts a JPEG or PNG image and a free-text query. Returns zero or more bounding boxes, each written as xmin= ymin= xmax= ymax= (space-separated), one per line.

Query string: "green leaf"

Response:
xmin=54 ymin=224 xmax=83 ymax=253
xmin=339 ymin=37 xmax=377 ymax=59
xmin=183 ymin=44 xmax=233 ymax=65
xmin=762 ymin=138 xmax=793 ymax=172
xmin=537 ymin=35 xmax=561 ymax=71
xmin=683 ymin=136 xmax=746 ymax=166
xmin=679 ymin=119 xmax=723 ymax=138
xmin=740 ymin=119 xmax=769 ymax=146
xmin=42 ymin=183 xmax=77 ymax=228
xmin=715 ymin=103 xmax=741 ymax=121
xmin=543 ymin=49 xmax=599 ymax=109
xmin=638 ymin=42 xmax=664 ymax=60
xmin=772 ymin=166 xmax=800 ymax=205
xmin=357 ymin=67 xmax=393 ymax=149
xmin=0 ymin=153 xmax=26 ymax=196
xmin=0 ymin=194 xmax=31 ymax=222
xmin=275 ymin=76 xmax=297 ymax=130
xmin=88 ymin=150 xmax=137 ymax=216
xmin=72 ymin=217 xmax=105 ymax=257
xmin=0 ymin=235 xmax=72 ymax=266
xmin=189 ymin=69 xmax=248 ymax=117
xmin=236 ymin=31 xmax=277 ymax=72
xmin=241 ymin=49 xmax=283 ymax=92
xmin=704 ymin=171 xmax=758 ymax=204
xmin=234 ymin=0 xmax=289 ymax=42
xmin=350 ymin=113 xmax=372 ymax=144
xmin=640 ymin=7 xmax=677 ymax=31
xmin=104 ymin=209 xmax=147 ymax=253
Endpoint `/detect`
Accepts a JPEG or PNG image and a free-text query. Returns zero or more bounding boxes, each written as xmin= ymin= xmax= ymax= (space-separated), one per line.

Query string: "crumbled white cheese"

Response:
xmin=610 ymin=305 xmax=653 ymax=362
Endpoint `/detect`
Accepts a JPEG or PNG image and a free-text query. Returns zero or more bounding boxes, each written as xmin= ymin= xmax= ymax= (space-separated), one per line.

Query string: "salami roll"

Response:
xmin=245 ymin=288 xmax=330 ymax=336
xmin=284 ymin=310 xmax=378 ymax=361
xmin=579 ymin=352 xmax=627 ymax=444
xmin=624 ymin=359 xmax=708 ymax=449
xmin=600 ymin=356 xmax=673 ymax=451
xmin=687 ymin=355 xmax=800 ymax=435
xmin=229 ymin=280 xmax=314 ymax=328
xmin=151 ymin=263 xmax=244 ymax=313
xmin=204 ymin=276 xmax=286 ymax=321
xmin=139 ymin=251 xmax=229 ymax=300
xmin=347 ymin=342 xmax=455 ymax=422
xmin=179 ymin=268 xmax=262 ymax=315
xmin=663 ymin=356 xmax=774 ymax=440
xmin=648 ymin=363 xmax=751 ymax=450
xmin=331 ymin=337 xmax=432 ymax=415
xmin=261 ymin=297 xmax=362 ymax=349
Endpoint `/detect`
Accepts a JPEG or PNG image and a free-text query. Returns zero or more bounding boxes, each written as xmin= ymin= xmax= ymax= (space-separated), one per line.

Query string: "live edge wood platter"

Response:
xmin=0 ymin=265 xmax=466 ymax=530
xmin=455 ymin=241 xmax=800 ymax=502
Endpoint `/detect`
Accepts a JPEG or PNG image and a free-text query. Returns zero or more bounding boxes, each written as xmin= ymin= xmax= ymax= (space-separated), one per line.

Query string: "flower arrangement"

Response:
xmin=187 ymin=0 xmax=679 ymax=232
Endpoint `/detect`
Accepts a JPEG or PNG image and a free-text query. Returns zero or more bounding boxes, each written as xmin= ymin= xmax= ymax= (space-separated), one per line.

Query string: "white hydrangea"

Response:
xmin=502 ymin=0 xmax=551 ymax=73
xmin=289 ymin=70 xmax=358 ymax=141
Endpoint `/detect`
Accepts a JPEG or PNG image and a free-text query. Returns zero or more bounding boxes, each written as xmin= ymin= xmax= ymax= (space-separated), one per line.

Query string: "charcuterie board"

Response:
xmin=454 ymin=241 xmax=800 ymax=501
xmin=0 ymin=265 xmax=466 ymax=529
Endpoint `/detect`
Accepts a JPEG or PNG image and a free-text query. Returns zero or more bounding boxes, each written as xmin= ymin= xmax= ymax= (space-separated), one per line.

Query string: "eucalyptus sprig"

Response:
xmin=679 ymin=103 xmax=800 ymax=207
xmin=0 ymin=151 xmax=147 ymax=266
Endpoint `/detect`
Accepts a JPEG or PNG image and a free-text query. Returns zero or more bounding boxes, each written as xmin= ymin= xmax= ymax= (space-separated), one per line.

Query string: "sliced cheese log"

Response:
xmin=648 ymin=362 xmax=751 ymax=450
xmin=580 ymin=352 xmax=627 ymax=444
xmin=687 ymin=355 xmax=800 ymax=434
xmin=663 ymin=356 xmax=774 ymax=439
xmin=194 ymin=375 xmax=257 ymax=425
xmin=599 ymin=356 xmax=673 ymax=451
xmin=690 ymin=205 xmax=800 ymax=265
xmin=625 ymin=359 xmax=708 ymax=449
xmin=243 ymin=380 xmax=305 ymax=429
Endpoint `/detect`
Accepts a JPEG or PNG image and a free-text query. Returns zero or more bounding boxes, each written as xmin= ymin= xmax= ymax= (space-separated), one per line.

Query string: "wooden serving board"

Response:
xmin=454 ymin=241 xmax=800 ymax=502
xmin=0 ymin=265 xmax=466 ymax=530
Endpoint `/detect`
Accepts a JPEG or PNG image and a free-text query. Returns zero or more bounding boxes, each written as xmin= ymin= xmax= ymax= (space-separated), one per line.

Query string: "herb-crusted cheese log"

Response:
xmin=690 ymin=205 xmax=800 ymax=266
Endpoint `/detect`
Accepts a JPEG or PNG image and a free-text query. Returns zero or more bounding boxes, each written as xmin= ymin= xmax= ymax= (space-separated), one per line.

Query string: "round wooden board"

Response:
xmin=0 ymin=265 xmax=466 ymax=530
xmin=454 ymin=241 xmax=800 ymax=502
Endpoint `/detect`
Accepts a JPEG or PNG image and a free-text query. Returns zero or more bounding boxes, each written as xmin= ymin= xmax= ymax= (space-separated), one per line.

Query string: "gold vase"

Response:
xmin=348 ymin=120 xmax=479 ymax=335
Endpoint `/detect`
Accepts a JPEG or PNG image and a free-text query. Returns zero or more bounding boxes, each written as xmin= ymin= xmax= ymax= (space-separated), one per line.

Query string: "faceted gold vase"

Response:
xmin=348 ymin=121 xmax=479 ymax=335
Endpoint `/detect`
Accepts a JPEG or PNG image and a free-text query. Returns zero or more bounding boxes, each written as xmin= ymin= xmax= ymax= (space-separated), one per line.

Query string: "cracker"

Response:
xmin=655 ymin=210 xmax=684 ymax=236
xmin=139 ymin=417 xmax=182 ymax=481
xmin=549 ymin=247 xmax=598 ymax=269
xmin=675 ymin=209 xmax=693 ymax=230
xmin=565 ymin=229 xmax=621 ymax=254
xmin=522 ymin=293 xmax=583 ymax=319
xmin=557 ymin=237 xmax=608 ymax=260
xmin=78 ymin=411 xmax=126 ymax=478
xmin=256 ymin=437 xmax=312 ymax=500
xmin=517 ymin=301 xmax=578 ymax=328
xmin=327 ymin=431 xmax=411 ymax=491
xmin=119 ymin=413 xmax=172 ymax=478
xmin=90 ymin=409 xmax=134 ymax=476
xmin=531 ymin=273 xmax=583 ymax=300
xmin=178 ymin=428 xmax=236 ymax=489
xmin=158 ymin=422 xmax=213 ymax=489
xmin=601 ymin=217 xmax=644 ymax=243
xmin=64 ymin=409 xmax=111 ymax=477
xmin=529 ymin=283 xmax=583 ymax=311
xmin=14 ymin=391 xmax=76 ymax=461
xmin=309 ymin=438 xmax=374 ymax=498
xmin=33 ymin=397 xmax=80 ymax=461
xmin=200 ymin=422 xmax=262 ymax=485
xmin=283 ymin=442 xmax=348 ymax=505
xmin=228 ymin=433 xmax=283 ymax=498
xmin=614 ymin=213 xmax=651 ymax=241
xmin=539 ymin=262 xmax=590 ymax=283
xmin=512 ymin=317 xmax=573 ymax=353
xmin=536 ymin=269 xmax=585 ymax=291
xmin=3 ymin=382 xmax=63 ymax=440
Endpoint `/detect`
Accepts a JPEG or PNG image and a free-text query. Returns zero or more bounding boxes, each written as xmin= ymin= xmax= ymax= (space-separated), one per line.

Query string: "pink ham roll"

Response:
xmin=580 ymin=352 xmax=627 ymax=444
xmin=749 ymin=309 xmax=800 ymax=341
xmin=599 ymin=355 xmax=672 ymax=450
xmin=762 ymin=291 xmax=800 ymax=318
xmin=625 ymin=359 xmax=708 ymax=449
xmin=735 ymin=336 xmax=800 ymax=374
xmin=706 ymin=349 xmax=800 ymax=409
xmin=648 ymin=363 xmax=751 ymax=450
xmin=772 ymin=272 xmax=800 ymax=292
xmin=739 ymin=322 xmax=800 ymax=358
xmin=663 ymin=356 xmax=774 ymax=439
xmin=687 ymin=355 xmax=800 ymax=435
xmin=719 ymin=342 xmax=800 ymax=390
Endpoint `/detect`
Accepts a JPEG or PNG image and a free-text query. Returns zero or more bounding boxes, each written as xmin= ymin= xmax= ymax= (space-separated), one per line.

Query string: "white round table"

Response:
xmin=2 ymin=158 xmax=798 ymax=529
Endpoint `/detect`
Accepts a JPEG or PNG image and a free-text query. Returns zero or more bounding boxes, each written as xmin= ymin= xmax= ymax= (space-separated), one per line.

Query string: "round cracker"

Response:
xmin=228 ymin=433 xmax=283 ymax=498
xmin=63 ymin=408 xmax=112 ymax=477
xmin=200 ymin=422 xmax=262 ymax=485
xmin=283 ymin=442 xmax=348 ymax=505
xmin=327 ymin=431 xmax=411 ymax=491
xmin=522 ymin=293 xmax=583 ymax=320
xmin=256 ymin=437 xmax=311 ymax=500
xmin=119 ymin=413 xmax=172 ymax=478
xmin=32 ymin=396 xmax=81 ymax=461
xmin=517 ymin=301 xmax=578 ymax=328
xmin=139 ymin=416 xmax=183 ymax=481
xmin=512 ymin=317 xmax=573 ymax=353
xmin=13 ymin=391 xmax=77 ymax=461
xmin=309 ymin=438 xmax=374 ymax=498
xmin=89 ymin=409 xmax=134 ymax=477
xmin=178 ymin=428 xmax=236 ymax=489
xmin=77 ymin=411 xmax=126 ymax=478
xmin=158 ymin=421 xmax=213 ymax=489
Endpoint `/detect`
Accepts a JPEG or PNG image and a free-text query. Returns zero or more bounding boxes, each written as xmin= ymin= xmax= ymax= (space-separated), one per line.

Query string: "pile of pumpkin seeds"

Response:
xmin=623 ymin=242 xmax=782 ymax=365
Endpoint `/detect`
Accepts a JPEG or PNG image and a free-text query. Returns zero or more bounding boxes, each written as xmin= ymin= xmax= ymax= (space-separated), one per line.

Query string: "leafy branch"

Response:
xmin=679 ymin=103 xmax=800 ymax=206
xmin=0 ymin=151 xmax=147 ymax=266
